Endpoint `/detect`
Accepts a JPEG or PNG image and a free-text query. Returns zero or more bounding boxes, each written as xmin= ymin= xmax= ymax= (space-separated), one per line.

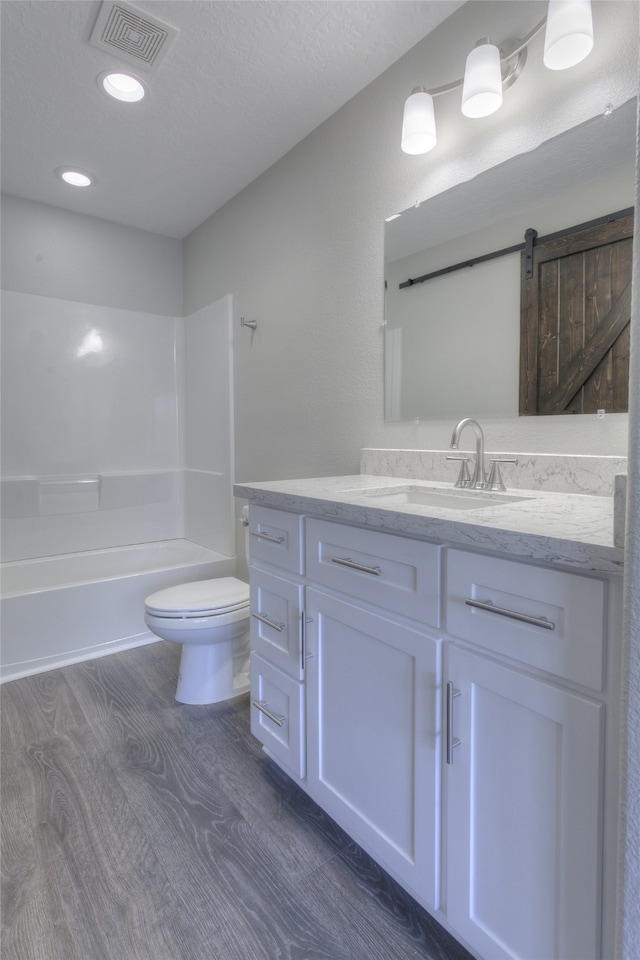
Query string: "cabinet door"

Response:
xmin=305 ymin=587 xmax=442 ymax=911
xmin=445 ymin=644 xmax=604 ymax=960
xmin=250 ymin=567 xmax=304 ymax=680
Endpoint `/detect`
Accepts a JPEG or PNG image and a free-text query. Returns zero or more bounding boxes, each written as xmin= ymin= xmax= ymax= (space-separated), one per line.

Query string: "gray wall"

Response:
xmin=1 ymin=194 xmax=182 ymax=315
xmin=183 ymin=1 xmax=637 ymax=484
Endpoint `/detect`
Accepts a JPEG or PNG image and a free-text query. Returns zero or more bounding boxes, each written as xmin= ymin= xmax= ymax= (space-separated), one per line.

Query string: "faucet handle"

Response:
xmin=487 ymin=458 xmax=518 ymax=492
xmin=446 ymin=455 xmax=472 ymax=488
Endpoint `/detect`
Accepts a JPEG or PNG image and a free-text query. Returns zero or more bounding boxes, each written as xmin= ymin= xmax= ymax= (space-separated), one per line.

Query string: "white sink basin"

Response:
xmin=357 ymin=484 xmax=533 ymax=511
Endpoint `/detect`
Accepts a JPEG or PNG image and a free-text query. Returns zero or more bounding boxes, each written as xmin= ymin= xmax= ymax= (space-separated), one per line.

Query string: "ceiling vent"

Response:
xmin=89 ymin=1 xmax=179 ymax=71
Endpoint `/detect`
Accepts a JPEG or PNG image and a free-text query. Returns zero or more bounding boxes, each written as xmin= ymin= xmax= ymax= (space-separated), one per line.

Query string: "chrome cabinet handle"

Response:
xmin=252 ymin=612 xmax=284 ymax=632
xmin=251 ymin=531 xmax=285 ymax=544
xmin=331 ymin=556 xmax=381 ymax=576
xmin=252 ymin=700 xmax=286 ymax=727
xmin=300 ymin=612 xmax=314 ymax=671
xmin=446 ymin=682 xmax=462 ymax=765
xmin=465 ymin=598 xmax=555 ymax=630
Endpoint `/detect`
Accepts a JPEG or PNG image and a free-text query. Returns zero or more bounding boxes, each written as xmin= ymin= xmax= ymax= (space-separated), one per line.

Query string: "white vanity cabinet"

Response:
xmin=248 ymin=506 xmax=306 ymax=779
xmin=246 ymin=504 xmax=621 ymax=960
xmin=444 ymin=549 xmax=612 ymax=960
xmin=444 ymin=645 xmax=603 ymax=960
xmin=303 ymin=518 xmax=443 ymax=910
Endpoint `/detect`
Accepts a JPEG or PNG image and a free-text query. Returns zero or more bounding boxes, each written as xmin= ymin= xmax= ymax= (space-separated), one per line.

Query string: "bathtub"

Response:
xmin=1 ymin=539 xmax=236 ymax=683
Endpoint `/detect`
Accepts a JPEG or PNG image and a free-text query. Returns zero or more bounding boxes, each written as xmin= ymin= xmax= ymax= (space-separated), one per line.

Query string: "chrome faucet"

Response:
xmin=449 ymin=418 xmax=486 ymax=488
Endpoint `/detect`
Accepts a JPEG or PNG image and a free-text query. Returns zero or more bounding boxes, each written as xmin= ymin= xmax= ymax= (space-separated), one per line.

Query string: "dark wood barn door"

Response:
xmin=520 ymin=213 xmax=633 ymax=415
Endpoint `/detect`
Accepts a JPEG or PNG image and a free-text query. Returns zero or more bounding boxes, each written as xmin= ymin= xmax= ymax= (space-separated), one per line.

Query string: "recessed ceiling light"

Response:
xmin=55 ymin=167 xmax=94 ymax=187
xmin=100 ymin=71 xmax=145 ymax=102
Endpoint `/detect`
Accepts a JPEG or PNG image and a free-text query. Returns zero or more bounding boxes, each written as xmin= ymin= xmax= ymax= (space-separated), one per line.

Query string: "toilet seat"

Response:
xmin=144 ymin=577 xmax=250 ymax=619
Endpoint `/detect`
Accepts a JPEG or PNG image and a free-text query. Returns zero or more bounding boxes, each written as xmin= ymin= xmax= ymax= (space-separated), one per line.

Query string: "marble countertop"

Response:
xmin=234 ymin=474 xmax=624 ymax=576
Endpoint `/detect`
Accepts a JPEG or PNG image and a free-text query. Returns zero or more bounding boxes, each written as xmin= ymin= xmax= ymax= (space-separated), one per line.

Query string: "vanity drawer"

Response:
xmin=306 ymin=518 xmax=441 ymax=627
xmin=250 ymin=568 xmax=304 ymax=680
xmin=248 ymin=505 xmax=304 ymax=574
xmin=250 ymin=653 xmax=305 ymax=780
xmin=446 ymin=549 xmax=606 ymax=689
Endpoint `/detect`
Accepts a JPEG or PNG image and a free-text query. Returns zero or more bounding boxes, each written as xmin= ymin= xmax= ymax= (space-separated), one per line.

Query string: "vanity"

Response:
xmin=234 ymin=457 xmax=624 ymax=960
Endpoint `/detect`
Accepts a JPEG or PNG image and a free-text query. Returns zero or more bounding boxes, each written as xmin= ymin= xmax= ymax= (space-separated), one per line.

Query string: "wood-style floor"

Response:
xmin=1 ymin=641 xmax=475 ymax=960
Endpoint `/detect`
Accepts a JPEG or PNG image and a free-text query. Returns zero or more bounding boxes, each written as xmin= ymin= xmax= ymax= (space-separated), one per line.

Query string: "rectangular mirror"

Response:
xmin=384 ymin=99 xmax=636 ymax=421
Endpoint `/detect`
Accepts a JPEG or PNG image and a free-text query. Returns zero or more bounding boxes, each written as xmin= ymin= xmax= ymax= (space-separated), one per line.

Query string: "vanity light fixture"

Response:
xmin=99 ymin=71 xmax=145 ymax=102
xmin=544 ymin=0 xmax=594 ymax=69
xmin=401 ymin=0 xmax=594 ymax=154
xmin=55 ymin=167 xmax=94 ymax=187
xmin=401 ymin=87 xmax=437 ymax=155
xmin=461 ymin=41 xmax=503 ymax=118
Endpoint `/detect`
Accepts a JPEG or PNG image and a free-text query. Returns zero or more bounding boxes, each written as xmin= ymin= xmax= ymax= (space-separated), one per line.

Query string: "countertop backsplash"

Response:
xmin=360 ymin=449 xmax=627 ymax=499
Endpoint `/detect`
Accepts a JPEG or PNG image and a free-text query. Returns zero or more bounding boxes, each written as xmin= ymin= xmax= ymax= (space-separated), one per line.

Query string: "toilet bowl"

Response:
xmin=144 ymin=576 xmax=250 ymax=705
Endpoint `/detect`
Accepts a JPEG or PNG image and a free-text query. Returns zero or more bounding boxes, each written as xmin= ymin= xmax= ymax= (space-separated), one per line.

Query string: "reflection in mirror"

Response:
xmin=384 ymin=99 xmax=636 ymax=422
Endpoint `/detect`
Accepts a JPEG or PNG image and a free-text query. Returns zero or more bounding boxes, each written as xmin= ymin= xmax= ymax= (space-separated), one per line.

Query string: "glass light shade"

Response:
xmin=544 ymin=0 xmax=594 ymax=70
xmin=401 ymin=89 xmax=437 ymax=155
xmin=101 ymin=72 xmax=145 ymax=102
xmin=461 ymin=42 xmax=503 ymax=118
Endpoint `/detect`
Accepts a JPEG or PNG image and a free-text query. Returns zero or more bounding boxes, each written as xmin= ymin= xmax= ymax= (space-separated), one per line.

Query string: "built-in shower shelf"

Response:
xmin=0 ymin=471 xmax=176 ymax=518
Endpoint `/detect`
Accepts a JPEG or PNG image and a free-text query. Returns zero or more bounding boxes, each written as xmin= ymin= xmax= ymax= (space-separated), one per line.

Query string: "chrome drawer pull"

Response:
xmin=331 ymin=556 xmax=381 ymax=576
xmin=251 ymin=531 xmax=285 ymax=544
xmin=252 ymin=700 xmax=286 ymax=727
xmin=446 ymin=682 xmax=462 ymax=765
xmin=252 ymin=612 xmax=285 ymax=632
xmin=465 ymin=598 xmax=555 ymax=630
xmin=300 ymin=612 xmax=314 ymax=670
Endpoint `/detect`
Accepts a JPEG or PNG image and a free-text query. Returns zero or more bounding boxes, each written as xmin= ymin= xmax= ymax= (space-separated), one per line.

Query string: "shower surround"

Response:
xmin=0 ymin=290 xmax=236 ymax=680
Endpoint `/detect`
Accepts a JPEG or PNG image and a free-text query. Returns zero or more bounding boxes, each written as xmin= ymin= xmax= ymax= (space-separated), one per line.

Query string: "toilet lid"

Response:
xmin=144 ymin=577 xmax=250 ymax=617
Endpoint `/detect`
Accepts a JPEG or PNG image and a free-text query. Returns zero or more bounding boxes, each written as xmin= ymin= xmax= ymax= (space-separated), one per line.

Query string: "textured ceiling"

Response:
xmin=1 ymin=0 xmax=462 ymax=239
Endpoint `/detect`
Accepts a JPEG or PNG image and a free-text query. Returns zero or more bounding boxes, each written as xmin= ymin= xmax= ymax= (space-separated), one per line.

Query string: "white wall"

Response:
xmin=183 ymin=295 xmax=236 ymax=556
xmin=0 ymin=198 xmax=234 ymax=561
xmin=183 ymin=0 xmax=638 ymax=483
xmin=1 ymin=194 xmax=183 ymax=315
xmin=0 ymin=289 xmax=181 ymax=560
xmin=0 ymin=201 xmax=185 ymax=560
xmin=620 ymin=154 xmax=640 ymax=949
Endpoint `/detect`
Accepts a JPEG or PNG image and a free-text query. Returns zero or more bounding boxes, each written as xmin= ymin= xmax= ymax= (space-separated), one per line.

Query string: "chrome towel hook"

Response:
xmin=240 ymin=316 xmax=257 ymax=330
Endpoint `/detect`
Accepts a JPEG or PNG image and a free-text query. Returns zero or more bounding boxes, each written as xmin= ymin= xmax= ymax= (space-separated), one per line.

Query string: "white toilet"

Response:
xmin=144 ymin=576 xmax=250 ymax=705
